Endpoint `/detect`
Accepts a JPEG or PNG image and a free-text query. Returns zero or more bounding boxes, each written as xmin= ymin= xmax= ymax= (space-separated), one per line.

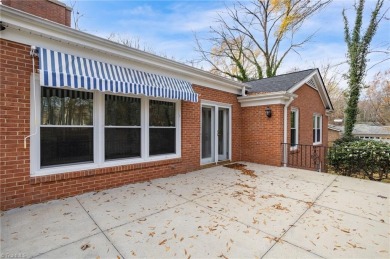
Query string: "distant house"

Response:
xmin=328 ymin=124 xmax=390 ymax=144
xmin=0 ymin=0 xmax=333 ymax=210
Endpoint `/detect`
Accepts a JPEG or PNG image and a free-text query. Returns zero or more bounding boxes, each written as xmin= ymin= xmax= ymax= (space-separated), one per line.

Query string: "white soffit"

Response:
xmin=238 ymin=92 xmax=297 ymax=107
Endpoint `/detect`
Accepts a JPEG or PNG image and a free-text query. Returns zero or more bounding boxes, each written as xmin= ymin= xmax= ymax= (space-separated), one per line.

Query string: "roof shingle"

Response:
xmin=246 ymin=69 xmax=317 ymax=93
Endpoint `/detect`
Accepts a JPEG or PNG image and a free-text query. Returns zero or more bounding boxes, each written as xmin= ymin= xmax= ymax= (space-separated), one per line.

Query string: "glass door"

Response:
xmin=201 ymin=105 xmax=230 ymax=164
xmin=201 ymin=107 xmax=214 ymax=164
xmin=218 ymin=108 xmax=229 ymax=161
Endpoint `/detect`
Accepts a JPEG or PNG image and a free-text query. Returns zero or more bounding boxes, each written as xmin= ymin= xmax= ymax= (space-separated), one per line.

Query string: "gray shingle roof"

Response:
xmin=328 ymin=124 xmax=390 ymax=136
xmin=246 ymin=69 xmax=317 ymax=93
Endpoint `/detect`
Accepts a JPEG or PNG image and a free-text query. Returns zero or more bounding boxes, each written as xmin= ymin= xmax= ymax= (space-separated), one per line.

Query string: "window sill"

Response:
xmin=313 ymin=142 xmax=323 ymax=146
xmin=30 ymin=155 xmax=181 ymax=183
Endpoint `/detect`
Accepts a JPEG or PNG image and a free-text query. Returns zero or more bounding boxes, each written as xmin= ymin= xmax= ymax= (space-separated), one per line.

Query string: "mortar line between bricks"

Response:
xmin=260 ymin=176 xmax=338 ymax=259
xmin=75 ymin=197 xmax=126 ymax=259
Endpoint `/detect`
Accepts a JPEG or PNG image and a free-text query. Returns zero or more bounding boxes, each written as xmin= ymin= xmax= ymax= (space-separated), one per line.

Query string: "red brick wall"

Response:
xmin=241 ymin=104 xmax=284 ymax=166
xmin=2 ymin=0 xmax=71 ymax=27
xmin=286 ymin=84 xmax=329 ymax=171
xmin=0 ymin=39 xmax=242 ymax=210
xmin=289 ymin=84 xmax=329 ymax=146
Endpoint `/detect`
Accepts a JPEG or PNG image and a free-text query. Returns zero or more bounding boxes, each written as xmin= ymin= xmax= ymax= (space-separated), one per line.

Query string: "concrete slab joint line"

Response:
xmin=261 ymin=175 xmax=338 ymax=259
xmin=75 ymin=197 xmax=125 ymax=259
xmin=1 ymin=163 xmax=389 ymax=259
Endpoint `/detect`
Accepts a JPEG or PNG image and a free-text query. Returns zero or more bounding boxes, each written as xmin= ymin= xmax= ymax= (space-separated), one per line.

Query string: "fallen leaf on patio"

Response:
xmin=81 ymin=243 xmax=90 ymax=250
xmin=379 ymin=250 xmax=388 ymax=253
xmin=313 ymin=209 xmax=321 ymax=214
xmin=165 ymin=246 xmax=170 ymax=252
xmin=180 ymin=237 xmax=184 ymax=242
xmin=138 ymin=218 xmax=147 ymax=222
xmin=236 ymin=183 xmax=255 ymax=189
xmin=184 ymin=249 xmax=187 ymax=255
xmin=263 ymin=219 xmax=267 ymax=225
xmin=272 ymin=203 xmax=289 ymax=211
xmin=380 ymin=219 xmax=385 ymax=223
xmin=63 ymin=212 xmax=71 ymax=215
xmin=125 ymin=233 xmax=131 ymax=237
xmin=347 ymin=242 xmax=365 ymax=249
xmin=159 ymin=239 xmax=167 ymax=245
xmin=253 ymin=217 xmax=258 ymax=224
xmin=117 ymin=256 xmax=121 ymax=259
xmin=377 ymin=195 xmax=387 ymax=199
xmin=149 ymin=232 xmax=155 ymax=237
xmin=218 ymin=254 xmax=228 ymax=259
xmin=131 ymin=250 xmax=136 ymax=256
xmin=340 ymin=228 xmax=350 ymax=233
xmin=305 ymin=202 xmax=314 ymax=208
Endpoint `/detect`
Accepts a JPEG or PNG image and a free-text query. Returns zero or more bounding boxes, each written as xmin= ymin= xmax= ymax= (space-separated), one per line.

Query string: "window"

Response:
xmin=313 ymin=114 xmax=322 ymax=144
xmin=149 ymin=100 xmax=176 ymax=155
xmin=33 ymin=85 xmax=181 ymax=175
xmin=41 ymin=87 xmax=94 ymax=167
xmin=105 ymin=95 xmax=141 ymax=160
xmin=290 ymin=109 xmax=298 ymax=148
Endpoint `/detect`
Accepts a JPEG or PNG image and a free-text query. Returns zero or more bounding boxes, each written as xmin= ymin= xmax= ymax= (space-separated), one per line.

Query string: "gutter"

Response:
xmin=282 ymin=96 xmax=296 ymax=167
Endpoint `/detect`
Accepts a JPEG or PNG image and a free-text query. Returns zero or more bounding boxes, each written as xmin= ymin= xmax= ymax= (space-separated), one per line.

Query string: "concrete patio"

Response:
xmin=1 ymin=162 xmax=389 ymax=259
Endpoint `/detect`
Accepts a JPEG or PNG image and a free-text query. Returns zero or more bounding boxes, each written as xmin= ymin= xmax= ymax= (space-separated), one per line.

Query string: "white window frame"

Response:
xmin=290 ymin=108 xmax=299 ymax=150
xmin=313 ymin=114 xmax=322 ymax=145
xmin=30 ymin=77 xmax=181 ymax=177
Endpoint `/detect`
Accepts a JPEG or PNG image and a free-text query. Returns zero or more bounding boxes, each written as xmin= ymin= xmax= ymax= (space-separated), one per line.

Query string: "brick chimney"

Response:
xmin=2 ymin=0 xmax=72 ymax=27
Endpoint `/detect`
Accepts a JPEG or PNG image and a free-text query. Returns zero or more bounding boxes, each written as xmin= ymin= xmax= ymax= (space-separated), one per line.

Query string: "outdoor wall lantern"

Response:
xmin=265 ymin=107 xmax=272 ymax=118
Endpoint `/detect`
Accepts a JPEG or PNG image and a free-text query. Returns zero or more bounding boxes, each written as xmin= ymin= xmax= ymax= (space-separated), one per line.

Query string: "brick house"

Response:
xmin=0 ymin=0 xmax=333 ymax=210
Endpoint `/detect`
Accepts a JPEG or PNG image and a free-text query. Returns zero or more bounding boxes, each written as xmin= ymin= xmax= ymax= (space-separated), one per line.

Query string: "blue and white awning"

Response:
xmin=38 ymin=47 xmax=198 ymax=102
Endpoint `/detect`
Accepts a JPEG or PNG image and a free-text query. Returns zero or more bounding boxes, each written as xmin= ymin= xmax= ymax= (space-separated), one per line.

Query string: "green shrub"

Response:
xmin=328 ymin=139 xmax=390 ymax=181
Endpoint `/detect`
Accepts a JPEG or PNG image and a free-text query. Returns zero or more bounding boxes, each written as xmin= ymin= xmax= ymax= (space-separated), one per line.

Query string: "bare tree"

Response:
xmin=319 ymin=63 xmax=347 ymax=124
xmin=358 ymin=70 xmax=390 ymax=125
xmin=68 ymin=0 xmax=84 ymax=30
xmin=196 ymin=0 xmax=331 ymax=82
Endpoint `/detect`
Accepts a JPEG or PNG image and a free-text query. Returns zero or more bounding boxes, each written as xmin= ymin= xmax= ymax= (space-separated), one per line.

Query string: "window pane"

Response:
xmin=149 ymin=100 xmax=175 ymax=126
xmin=317 ymin=129 xmax=321 ymax=142
xmin=105 ymin=95 xmax=140 ymax=126
xmin=313 ymin=116 xmax=316 ymax=128
xmin=105 ymin=128 xmax=141 ymax=160
xmin=41 ymin=87 xmax=93 ymax=125
xmin=149 ymin=128 xmax=175 ymax=155
xmin=291 ymin=111 xmax=295 ymax=128
xmin=313 ymin=129 xmax=316 ymax=142
xmin=291 ymin=129 xmax=296 ymax=146
xmin=317 ymin=116 xmax=321 ymax=128
xmin=41 ymin=127 xmax=93 ymax=167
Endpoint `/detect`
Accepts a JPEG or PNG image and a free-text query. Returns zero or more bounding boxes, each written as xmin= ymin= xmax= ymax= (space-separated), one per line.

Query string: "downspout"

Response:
xmin=241 ymin=86 xmax=246 ymax=96
xmin=283 ymin=95 xmax=295 ymax=167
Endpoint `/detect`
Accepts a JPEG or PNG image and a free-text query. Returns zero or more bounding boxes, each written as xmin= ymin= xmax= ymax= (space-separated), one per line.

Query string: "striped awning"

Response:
xmin=38 ymin=47 xmax=198 ymax=102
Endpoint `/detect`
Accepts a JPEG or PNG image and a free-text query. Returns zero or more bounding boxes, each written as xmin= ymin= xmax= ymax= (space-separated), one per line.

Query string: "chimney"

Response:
xmin=2 ymin=0 xmax=72 ymax=27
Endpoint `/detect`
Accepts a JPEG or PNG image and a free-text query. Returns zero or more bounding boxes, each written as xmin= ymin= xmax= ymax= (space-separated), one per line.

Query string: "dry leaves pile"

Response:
xmin=224 ymin=163 xmax=257 ymax=178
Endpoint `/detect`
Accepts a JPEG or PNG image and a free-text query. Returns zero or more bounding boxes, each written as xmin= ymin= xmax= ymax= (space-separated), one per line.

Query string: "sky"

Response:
xmin=66 ymin=0 xmax=389 ymax=87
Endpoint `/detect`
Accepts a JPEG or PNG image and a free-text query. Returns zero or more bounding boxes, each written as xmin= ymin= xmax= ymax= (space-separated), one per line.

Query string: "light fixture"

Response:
xmin=265 ymin=106 xmax=272 ymax=118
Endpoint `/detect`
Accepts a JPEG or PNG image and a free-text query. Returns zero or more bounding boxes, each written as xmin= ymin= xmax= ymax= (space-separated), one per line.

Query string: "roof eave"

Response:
xmin=238 ymin=91 xmax=297 ymax=107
